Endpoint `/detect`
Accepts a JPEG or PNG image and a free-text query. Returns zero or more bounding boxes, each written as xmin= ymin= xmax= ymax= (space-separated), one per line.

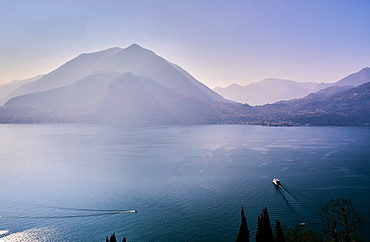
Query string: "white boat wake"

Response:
xmin=0 ymin=206 xmax=137 ymax=219
xmin=277 ymin=186 xmax=307 ymax=223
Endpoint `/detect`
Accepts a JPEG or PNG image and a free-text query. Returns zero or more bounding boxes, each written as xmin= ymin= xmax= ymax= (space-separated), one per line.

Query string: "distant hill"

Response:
xmin=248 ymin=81 xmax=370 ymax=126
xmin=0 ymin=75 xmax=44 ymax=105
xmin=213 ymin=67 xmax=370 ymax=106
xmin=213 ymin=78 xmax=330 ymax=106
xmin=334 ymin=67 xmax=370 ymax=87
xmin=1 ymin=44 xmax=369 ymax=126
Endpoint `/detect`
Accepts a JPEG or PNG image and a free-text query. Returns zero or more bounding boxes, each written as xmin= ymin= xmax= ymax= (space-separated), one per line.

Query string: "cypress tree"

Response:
xmin=256 ymin=207 xmax=274 ymax=242
xmin=109 ymin=233 xmax=117 ymax=242
xmin=275 ymin=220 xmax=285 ymax=242
xmin=106 ymin=233 xmax=127 ymax=242
xmin=236 ymin=206 xmax=250 ymax=242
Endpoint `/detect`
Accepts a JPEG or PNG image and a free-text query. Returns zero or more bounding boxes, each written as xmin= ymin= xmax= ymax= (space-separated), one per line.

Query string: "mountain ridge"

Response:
xmin=334 ymin=67 xmax=370 ymax=87
xmin=4 ymin=44 xmax=227 ymax=105
xmin=4 ymin=71 xmax=222 ymax=124
xmin=0 ymin=44 xmax=369 ymax=125
xmin=213 ymin=68 xmax=370 ymax=106
xmin=246 ymin=81 xmax=370 ymax=126
xmin=213 ymin=78 xmax=329 ymax=106
xmin=0 ymin=74 xmax=44 ymax=105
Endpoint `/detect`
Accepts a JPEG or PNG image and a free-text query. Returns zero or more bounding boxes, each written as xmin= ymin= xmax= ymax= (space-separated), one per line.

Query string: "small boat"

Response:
xmin=272 ymin=178 xmax=282 ymax=187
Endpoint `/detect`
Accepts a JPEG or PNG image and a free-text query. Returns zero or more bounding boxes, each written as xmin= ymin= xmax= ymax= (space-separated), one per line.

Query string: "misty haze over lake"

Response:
xmin=0 ymin=124 xmax=369 ymax=241
xmin=1 ymin=1 xmax=369 ymax=240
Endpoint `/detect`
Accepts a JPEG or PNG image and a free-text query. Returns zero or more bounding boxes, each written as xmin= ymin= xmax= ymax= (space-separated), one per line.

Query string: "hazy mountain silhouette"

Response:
xmin=271 ymin=67 xmax=370 ymax=107
xmin=334 ymin=67 xmax=370 ymax=87
xmin=4 ymin=48 xmax=122 ymax=102
xmin=4 ymin=44 xmax=227 ymax=105
xmin=1 ymin=44 xmax=369 ymax=125
xmin=5 ymin=72 xmax=220 ymax=123
xmin=0 ymin=75 xmax=44 ymax=105
xmin=298 ymin=85 xmax=354 ymax=103
xmin=213 ymin=78 xmax=330 ymax=106
xmin=251 ymin=81 xmax=370 ymax=125
xmin=213 ymin=68 xmax=370 ymax=106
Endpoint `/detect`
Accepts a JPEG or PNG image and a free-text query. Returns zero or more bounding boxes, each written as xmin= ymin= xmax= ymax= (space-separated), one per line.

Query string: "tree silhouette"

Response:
xmin=236 ymin=206 xmax=250 ymax=242
xmin=256 ymin=207 xmax=274 ymax=242
xmin=106 ymin=233 xmax=127 ymax=242
xmin=275 ymin=220 xmax=285 ymax=242
xmin=109 ymin=233 xmax=117 ymax=242
xmin=319 ymin=197 xmax=363 ymax=242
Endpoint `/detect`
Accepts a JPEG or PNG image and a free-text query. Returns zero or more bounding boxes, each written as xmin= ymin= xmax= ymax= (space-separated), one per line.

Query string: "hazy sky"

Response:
xmin=1 ymin=0 xmax=369 ymax=88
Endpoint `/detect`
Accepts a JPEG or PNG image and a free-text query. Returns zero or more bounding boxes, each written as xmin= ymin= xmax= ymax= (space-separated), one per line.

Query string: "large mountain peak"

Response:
xmin=3 ymin=44 xmax=227 ymax=104
xmin=111 ymin=44 xmax=158 ymax=60
xmin=114 ymin=43 xmax=156 ymax=56
xmin=126 ymin=43 xmax=144 ymax=50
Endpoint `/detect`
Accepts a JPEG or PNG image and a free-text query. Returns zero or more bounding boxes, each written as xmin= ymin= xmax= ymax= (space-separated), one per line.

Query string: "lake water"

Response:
xmin=0 ymin=124 xmax=369 ymax=241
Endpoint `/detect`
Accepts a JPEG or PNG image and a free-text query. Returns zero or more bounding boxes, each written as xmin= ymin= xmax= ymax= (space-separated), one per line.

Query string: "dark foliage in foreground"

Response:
xmin=275 ymin=220 xmax=285 ymax=242
xmin=319 ymin=197 xmax=364 ymax=242
xmin=256 ymin=207 xmax=274 ymax=242
xmin=106 ymin=198 xmax=366 ymax=241
xmin=236 ymin=206 xmax=250 ymax=242
xmin=106 ymin=233 xmax=126 ymax=242
xmin=285 ymin=226 xmax=324 ymax=242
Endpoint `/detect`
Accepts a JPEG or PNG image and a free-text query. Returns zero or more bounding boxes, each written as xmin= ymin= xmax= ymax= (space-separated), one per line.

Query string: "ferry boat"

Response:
xmin=272 ymin=178 xmax=281 ymax=187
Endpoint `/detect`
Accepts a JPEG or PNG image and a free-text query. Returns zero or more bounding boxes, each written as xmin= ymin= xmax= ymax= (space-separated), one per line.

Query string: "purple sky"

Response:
xmin=1 ymin=0 xmax=369 ymax=88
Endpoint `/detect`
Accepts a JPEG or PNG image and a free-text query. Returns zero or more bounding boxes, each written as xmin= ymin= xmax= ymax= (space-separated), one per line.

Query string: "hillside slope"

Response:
xmin=5 ymin=72 xmax=220 ymax=124
xmin=6 ymin=44 xmax=227 ymax=104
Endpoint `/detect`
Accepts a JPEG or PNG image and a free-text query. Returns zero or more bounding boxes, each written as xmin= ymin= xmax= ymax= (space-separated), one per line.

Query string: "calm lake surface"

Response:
xmin=0 ymin=124 xmax=369 ymax=241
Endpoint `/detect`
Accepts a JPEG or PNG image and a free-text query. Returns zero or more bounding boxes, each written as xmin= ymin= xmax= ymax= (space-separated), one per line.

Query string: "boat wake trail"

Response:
xmin=36 ymin=205 xmax=136 ymax=213
xmin=0 ymin=207 xmax=137 ymax=219
xmin=278 ymin=187 xmax=307 ymax=222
